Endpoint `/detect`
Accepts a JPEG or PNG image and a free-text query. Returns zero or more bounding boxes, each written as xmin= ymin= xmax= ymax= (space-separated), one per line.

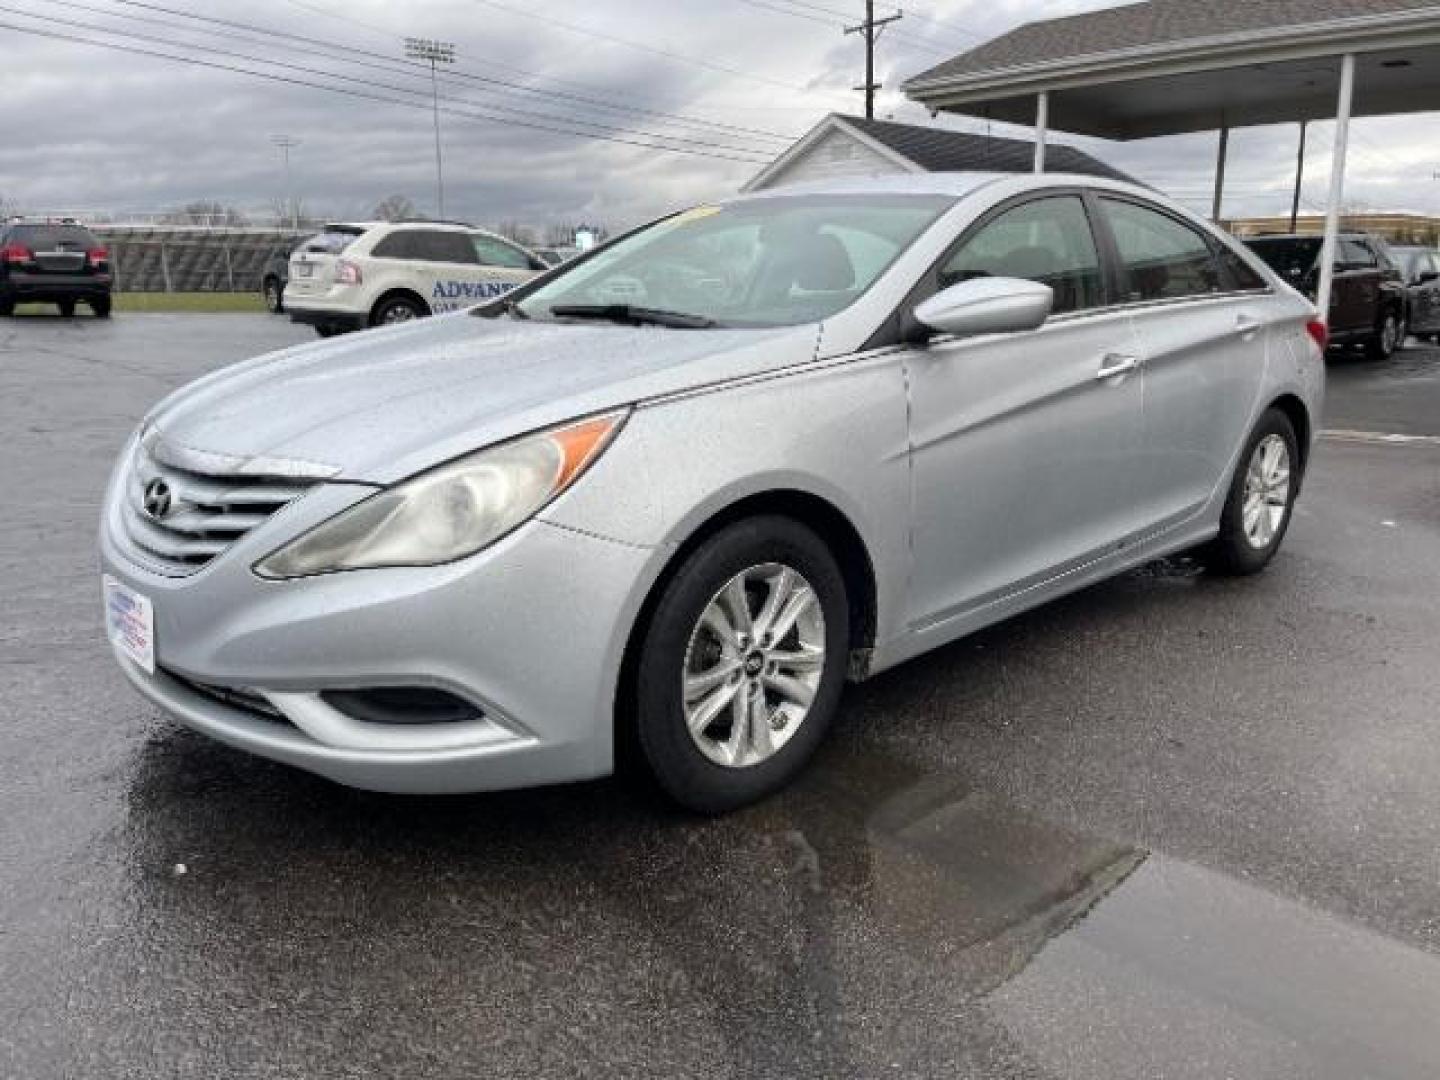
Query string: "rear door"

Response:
xmin=1334 ymin=238 xmax=1380 ymax=333
xmin=1097 ymin=196 xmax=1270 ymax=532
xmin=9 ymin=224 xmax=102 ymax=280
xmin=286 ymin=226 xmax=363 ymax=301
xmin=1416 ymin=252 xmax=1440 ymax=333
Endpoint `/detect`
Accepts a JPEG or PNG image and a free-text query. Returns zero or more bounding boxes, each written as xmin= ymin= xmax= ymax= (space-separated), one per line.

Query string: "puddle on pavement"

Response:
xmin=96 ymin=727 xmax=1440 ymax=1078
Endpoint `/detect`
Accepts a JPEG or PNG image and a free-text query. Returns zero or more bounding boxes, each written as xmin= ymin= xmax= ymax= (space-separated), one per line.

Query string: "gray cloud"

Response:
xmin=2 ymin=0 xmax=1437 ymax=232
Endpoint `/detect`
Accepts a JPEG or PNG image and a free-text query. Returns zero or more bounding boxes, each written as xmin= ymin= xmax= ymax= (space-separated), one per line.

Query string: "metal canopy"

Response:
xmin=902 ymin=0 xmax=1440 ymax=327
xmin=906 ymin=43 xmax=1440 ymax=140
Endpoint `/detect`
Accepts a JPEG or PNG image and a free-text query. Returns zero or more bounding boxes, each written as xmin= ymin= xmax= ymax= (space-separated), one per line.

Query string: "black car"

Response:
xmin=0 ymin=219 xmax=112 ymax=318
xmin=1390 ymin=245 xmax=1440 ymax=344
xmin=1244 ymin=232 xmax=1407 ymax=359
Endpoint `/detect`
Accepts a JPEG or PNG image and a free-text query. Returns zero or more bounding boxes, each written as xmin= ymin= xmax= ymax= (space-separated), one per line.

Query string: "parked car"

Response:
xmin=261 ymin=250 xmax=291 ymax=314
xmin=1390 ymin=245 xmax=1440 ymax=344
xmin=284 ymin=220 xmax=547 ymax=337
xmin=1244 ymin=232 xmax=1406 ymax=358
xmin=0 ymin=217 xmax=111 ymax=318
xmin=100 ymin=173 xmax=1323 ymax=812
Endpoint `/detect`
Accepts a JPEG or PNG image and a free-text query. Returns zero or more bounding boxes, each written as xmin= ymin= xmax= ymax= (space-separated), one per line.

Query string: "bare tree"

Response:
xmin=495 ymin=220 xmax=537 ymax=247
xmin=372 ymin=194 xmax=418 ymax=222
xmin=163 ymin=200 xmax=249 ymax=227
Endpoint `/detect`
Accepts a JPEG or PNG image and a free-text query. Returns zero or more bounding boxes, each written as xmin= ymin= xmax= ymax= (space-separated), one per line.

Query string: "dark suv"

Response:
xmin=0 ymin=219 xmax=112 ymax=318
xmin=1244 ymin=232 xmax=1406 ymax=359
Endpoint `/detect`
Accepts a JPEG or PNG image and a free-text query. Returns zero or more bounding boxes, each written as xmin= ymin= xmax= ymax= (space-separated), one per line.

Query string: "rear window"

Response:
xmin=300 ymin=228 xmax=363 ymax=255
xmin=1245 ymin=237 xmax=1321 ymax=282
xmin=8 ymin=224 xmax=97 ymax=250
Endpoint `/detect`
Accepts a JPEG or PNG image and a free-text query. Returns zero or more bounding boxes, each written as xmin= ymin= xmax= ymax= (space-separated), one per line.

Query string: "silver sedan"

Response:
xmin=100 ymin=173 xmax=1325 ymax=812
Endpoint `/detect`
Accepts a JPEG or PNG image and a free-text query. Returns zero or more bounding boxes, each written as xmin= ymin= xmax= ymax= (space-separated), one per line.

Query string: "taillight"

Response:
xmin=87 ymin=247 xmax=109 ymax=267
xmin=336 ymin=259 xmax=362 ymax=285
xmin=1305 ymin=319 xmax=1329 ymax=351
xmin=1 ymin=243 xmax=31 ymax=264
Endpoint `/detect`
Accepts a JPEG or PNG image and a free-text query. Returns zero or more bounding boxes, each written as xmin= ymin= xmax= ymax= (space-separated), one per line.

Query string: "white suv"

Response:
xmin=285 ymin=221 xmax=546 ymax=337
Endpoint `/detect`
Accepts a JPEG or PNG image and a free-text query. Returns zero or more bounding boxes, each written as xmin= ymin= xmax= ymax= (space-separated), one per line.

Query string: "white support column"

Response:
xmin=1033 ymin=91 xmax=1048 ymax=173
xmin=1316 ymin=53 xmax=1356 ymax=321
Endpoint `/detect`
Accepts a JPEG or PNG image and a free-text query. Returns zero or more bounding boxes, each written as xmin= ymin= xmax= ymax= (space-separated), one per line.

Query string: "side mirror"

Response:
xmin=913 ymin=277 xmax=1053 ymax=339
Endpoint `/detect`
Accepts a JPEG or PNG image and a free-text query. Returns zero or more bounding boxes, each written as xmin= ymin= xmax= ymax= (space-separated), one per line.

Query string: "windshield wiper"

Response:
xmin=548 ymin=303 xmax=716 ymax=329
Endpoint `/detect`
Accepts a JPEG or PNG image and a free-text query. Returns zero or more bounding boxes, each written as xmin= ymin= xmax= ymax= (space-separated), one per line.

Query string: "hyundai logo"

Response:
xmin=143 ymin=478 xmax=173 ymax=519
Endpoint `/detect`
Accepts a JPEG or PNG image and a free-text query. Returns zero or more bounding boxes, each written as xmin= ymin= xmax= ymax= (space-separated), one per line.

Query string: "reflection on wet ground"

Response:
xmin=23 ymin=725 xmax=1423 ymax=1078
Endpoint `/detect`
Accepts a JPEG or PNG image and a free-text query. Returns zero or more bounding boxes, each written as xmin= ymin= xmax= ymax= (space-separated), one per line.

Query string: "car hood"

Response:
xmin=146 ymin=313 xmax=820 ymax=483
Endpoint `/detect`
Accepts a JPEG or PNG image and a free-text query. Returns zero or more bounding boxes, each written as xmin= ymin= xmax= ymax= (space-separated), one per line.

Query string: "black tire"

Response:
xmin=57 ymin=300 xmax=76 ymax=317
xmin=0 ymin=299 xmax=13 ymax=317
xmin=371 ymin=293 xmax=426 ymax=326
xmin=1197 ymin=409 xmax=1300 ymax=576
xmin=262 ymin=277 xmax=284 ymax=314
xmin=91 ymin=296 xmax=111 ymax=318
xmin=632 ymin=516 xmax=849 ymax=814
xmin=1366 ymin=309 xmax=1401 ymax=360
xmin=314 ymin=324 xmax=342 ymax=338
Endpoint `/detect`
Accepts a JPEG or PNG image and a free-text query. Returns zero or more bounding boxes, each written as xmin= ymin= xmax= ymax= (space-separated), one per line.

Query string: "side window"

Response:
xmin=1215 ymin=242 xmax=1267 ymax=291
xmin=939 ymin=195 xmax=1104 ymax=314
xmin=472 ymin=235 xmax=535 ymax=270
xmin=371 ymin=231 xmax=420 ymax=260
xmin=1340 ymin=238 xmax=1376 ymax=269
xmin=414 ymin=231 xmax=479 ymax=265
xmin=1101 ymin=198 xmax=1222 ymax=301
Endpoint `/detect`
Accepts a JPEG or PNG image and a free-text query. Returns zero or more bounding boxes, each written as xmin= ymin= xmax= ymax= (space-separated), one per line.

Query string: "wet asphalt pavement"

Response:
xmin=2 ymin=312 xmax=1439 ymax=1078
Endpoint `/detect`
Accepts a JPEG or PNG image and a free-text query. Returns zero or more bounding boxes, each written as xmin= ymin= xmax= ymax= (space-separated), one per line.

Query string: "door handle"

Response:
xmin=1095 ymin=353 xmax=1140 ymax=381
xmin=1235 ymin=313 xmax=1262 ymax=337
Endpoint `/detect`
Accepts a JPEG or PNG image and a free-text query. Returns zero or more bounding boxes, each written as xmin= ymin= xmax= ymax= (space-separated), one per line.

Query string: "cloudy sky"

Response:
xmin=2 ymin=0 xmax=1438 ymax=232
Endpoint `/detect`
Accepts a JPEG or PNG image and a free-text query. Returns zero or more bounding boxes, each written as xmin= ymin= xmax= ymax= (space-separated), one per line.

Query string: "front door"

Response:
xmin=902 ymin=194 xmax=1145 ymax=633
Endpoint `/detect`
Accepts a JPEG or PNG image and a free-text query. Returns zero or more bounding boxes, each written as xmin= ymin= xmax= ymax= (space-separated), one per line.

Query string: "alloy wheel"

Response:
xmin=681 ymin=562 xmax=826 ymax=769
xmin=1241 ymin=434 xmax=1291 ymax=549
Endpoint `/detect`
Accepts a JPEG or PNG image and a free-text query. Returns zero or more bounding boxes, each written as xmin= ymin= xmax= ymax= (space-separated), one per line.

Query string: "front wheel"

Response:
xmin=91 ymin=296 xmax=111 ymax=318
xmin=372 ymin=294 xmax=426 ymax=326
xmin=632 ymin=516 xmax=849 ymax=813
xmin=58 ymin=300 xmax=76 ymax=317
xmin=1198 ymin=409 xmax=1300 ymax=576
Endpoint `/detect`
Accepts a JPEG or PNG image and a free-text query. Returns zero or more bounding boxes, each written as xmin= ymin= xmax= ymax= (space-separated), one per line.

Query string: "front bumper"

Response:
xmin=101 ymin=475 xmax=656 ymax=793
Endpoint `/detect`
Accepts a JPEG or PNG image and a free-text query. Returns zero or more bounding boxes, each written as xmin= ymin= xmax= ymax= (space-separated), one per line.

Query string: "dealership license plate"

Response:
xmin=104 ymin=575 xmax=155 ymax=674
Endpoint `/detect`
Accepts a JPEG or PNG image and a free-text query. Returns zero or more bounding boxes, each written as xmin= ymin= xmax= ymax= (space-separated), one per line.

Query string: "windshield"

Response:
xmin=513 ymin=194 xmax=953 ymax=328
xmin=1245 ymin=237 xmax=1322 ymax=282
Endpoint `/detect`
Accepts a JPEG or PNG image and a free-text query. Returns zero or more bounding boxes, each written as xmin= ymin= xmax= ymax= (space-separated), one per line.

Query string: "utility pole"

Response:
xmin=405 ymin=37 xmax=456 ymax=217
xmin=845 ymin=1 xmax=902 ymax=120
xmin=270 ymin=135 xmax=300 ymax=231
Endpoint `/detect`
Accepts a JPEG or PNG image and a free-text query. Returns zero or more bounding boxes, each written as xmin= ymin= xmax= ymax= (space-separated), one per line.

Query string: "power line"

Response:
xmin=0 ymin=16 xmax=775 ymax=164
xmin=88 ymin=0 xmax=796 ymax=143
xmin=463 ymin=0 xmax=855 ymax=101
xmin=12 ymin=1 xmax=780 ymax=158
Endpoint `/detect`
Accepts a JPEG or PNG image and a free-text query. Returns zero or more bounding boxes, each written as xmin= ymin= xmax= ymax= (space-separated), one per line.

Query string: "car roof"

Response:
xmin=725 ymin=170 xmax=1159 ymax=203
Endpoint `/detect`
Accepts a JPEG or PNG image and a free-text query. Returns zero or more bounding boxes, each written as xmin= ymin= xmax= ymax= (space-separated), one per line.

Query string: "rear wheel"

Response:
xmin=58 ymin=300 xmax=76 ymax=317
xmin=0 ymin=298 xmax=13 ymax=317
xmin=372 ymin=294 xmax=426 ymax=326
xmin=91 ymin=296 xmax=111 ymax=318
xmin=632 ymin=516 xmax=849 ymax=813
xmin=1198 ymin=409 xmax=1299 ymax=576
xmin=1366 ymin=310 xmax=1401 ymax=360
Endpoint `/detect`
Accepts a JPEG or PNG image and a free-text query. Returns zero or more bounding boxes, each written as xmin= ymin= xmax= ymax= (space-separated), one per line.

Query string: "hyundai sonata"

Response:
xmin=100 ymin=173 xmax=1324 ymax=812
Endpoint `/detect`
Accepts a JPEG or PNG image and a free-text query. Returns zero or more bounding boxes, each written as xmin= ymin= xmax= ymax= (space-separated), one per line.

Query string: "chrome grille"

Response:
xmin=121 ymin=435 xmax=324 ymax=575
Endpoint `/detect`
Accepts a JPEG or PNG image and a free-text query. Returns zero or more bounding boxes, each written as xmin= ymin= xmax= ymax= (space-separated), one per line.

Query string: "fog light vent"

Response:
xmin=320 ymin=687 xmax=482 ymax=726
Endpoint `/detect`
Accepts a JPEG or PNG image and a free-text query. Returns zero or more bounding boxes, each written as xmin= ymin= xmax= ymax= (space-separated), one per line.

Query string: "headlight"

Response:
xmin=254 ymin=411 xmax=626 ymax=578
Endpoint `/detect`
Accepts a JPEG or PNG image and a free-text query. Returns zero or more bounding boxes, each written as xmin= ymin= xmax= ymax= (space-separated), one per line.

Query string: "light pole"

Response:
xmin=271 ymin=134 xmax=300 ymax=231
xmin=405 ymin=37 xmax=456 ymax=218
